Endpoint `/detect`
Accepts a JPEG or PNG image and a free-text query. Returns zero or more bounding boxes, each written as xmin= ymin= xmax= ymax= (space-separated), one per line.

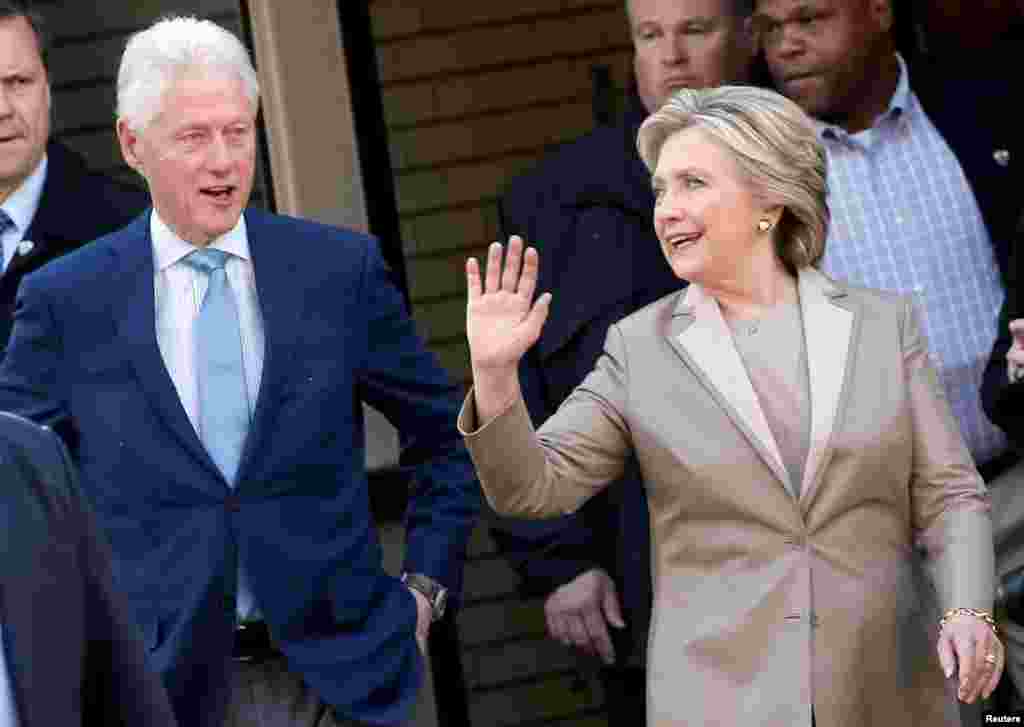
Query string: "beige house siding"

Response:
xmin=372 ymin=2 xmax=634 ymax=724
xmin=372 ymin=1 xmax=633 ymax=385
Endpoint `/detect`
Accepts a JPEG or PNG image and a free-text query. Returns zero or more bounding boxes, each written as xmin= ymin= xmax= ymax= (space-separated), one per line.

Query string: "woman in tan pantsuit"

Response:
xmin=459 ymin=86 xmax=1004 ymax=726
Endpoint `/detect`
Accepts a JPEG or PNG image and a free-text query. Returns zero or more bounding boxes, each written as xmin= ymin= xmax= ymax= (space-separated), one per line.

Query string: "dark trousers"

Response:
xmin=225 ymin=655 xmax=377 ymax=727
xmin=599 ymin=665 xmax=646 ymax=726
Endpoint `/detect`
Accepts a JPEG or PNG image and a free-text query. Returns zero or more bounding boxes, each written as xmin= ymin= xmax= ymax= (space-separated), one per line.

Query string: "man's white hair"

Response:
xmin=116 ymin=16 xmax=259 ymax=131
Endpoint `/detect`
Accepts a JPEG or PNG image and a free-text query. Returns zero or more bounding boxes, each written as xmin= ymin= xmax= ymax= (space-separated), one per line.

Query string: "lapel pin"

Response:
xmin=16 ymin=239 xmax=34 ymax=256
xmin=994 ymin=149 xmax=1010 ymax=167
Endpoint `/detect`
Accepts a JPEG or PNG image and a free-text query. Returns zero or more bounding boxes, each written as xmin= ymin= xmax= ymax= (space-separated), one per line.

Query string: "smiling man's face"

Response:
xmin=118 ymin=72 xmax=256 ymax=246
xmin=0 ymin=15 xmax=51 ymax=205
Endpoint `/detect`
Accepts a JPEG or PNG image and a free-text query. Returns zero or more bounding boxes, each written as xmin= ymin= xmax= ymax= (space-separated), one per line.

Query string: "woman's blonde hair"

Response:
xmin=637 ymin=85 xmax=828 ymax=270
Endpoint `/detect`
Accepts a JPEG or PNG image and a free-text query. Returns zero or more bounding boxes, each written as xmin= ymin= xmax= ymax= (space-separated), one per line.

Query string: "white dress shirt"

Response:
xmin=0 ymin=154 xmax=47 ymax=271
xmin=151 ymin=209 xmax=265 ymax=620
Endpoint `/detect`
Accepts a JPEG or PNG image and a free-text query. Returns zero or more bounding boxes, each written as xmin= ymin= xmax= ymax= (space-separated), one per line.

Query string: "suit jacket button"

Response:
xmin=226 ymin=495 xmax=241 ymax=512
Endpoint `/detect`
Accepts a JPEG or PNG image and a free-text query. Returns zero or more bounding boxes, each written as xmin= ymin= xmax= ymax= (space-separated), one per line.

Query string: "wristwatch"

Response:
xmin=401 ymin=572 xmax=448 ymax=622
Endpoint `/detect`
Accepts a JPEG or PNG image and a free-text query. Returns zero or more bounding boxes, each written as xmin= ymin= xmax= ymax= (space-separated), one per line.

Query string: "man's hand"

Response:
xmin=408 ymin=587 xmax=432 ymax=654
xmin=1007 ymin=319 xmax=1024 ymax=383
xmin=544 ymin=568 xmax=625 ymax=665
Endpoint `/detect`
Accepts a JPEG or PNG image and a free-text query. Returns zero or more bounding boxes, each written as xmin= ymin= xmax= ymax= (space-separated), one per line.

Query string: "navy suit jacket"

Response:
xmin=0 ymin=208 xmax=480 ymax=727
xmin=0 ymin=141 xmax=147 ymax=348
xmin=982 ymin=211 xmax=1024 ymax=445
xmin=0 ymin=411 xmax=176 ymax=727
xmin=909 ymin=68 xmax=1019 ymax=283
xmin=916 ymin=67 xmax=1021 ymax=467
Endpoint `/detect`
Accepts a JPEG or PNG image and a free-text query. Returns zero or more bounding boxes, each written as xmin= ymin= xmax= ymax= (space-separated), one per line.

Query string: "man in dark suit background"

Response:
xmin=0 ymin=411 xmax=177 ymax=726
xmin=0 ymin=15 xmax=480 ymax=727
xmin=490 ymin=0 xmax=760 ymax=722
xmin=0 ymin=1 xmax=147 ymax=347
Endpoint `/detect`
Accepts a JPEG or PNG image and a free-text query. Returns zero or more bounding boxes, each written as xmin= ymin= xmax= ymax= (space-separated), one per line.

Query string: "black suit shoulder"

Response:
xmin=503 ymin=120 xmax=645 ymax=218
xmin=20 ymin=220 xmax=128 ymax=293
xmin=0 ymin=411 xmax=74 ymax=517
xmin=908 ymin=67 xmax=1020 ymax=283
xmin=35 ymin=142 xmax=148 ymax=243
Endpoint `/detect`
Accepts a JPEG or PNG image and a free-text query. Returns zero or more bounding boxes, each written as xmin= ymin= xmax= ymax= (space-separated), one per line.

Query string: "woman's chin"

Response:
xmin=662 ymin=246 xmax=701 ymax=279
xmin=667 ymin=256 xmax=705 ymax=283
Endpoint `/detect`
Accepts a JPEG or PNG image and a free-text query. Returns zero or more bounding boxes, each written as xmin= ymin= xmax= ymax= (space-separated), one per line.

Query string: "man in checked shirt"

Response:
xmin=752 ymin=0 xmax=1021 ymax=713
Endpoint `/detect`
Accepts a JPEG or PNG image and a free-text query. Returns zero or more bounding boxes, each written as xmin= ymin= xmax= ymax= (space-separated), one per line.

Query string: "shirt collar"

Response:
xmin=150 ymin=209 xmax=250 ymax=272
xmin=815 ymin=53 xmax=911 ymax=142
xmin=0 ymin=154 xmax=48 ymax=236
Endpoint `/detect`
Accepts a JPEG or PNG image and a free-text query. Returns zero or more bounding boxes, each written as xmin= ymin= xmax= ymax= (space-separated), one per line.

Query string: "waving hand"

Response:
xmin=466 ymin=236 xmax=551 ymax=420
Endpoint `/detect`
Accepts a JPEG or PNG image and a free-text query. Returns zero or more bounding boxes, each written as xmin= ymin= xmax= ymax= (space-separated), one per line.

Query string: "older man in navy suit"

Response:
xmin=0 ymin=15 xmax=480 ymax=727
xmin=0 ymin=2 xmax=146 ymax=347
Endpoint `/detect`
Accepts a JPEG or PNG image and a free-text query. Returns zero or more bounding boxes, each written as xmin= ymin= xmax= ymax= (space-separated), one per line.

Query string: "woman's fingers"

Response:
xmin=484 ymin=241 xmax=503 ymax=294
xmin=975 ymin=631 xmax=1004 ymax=702
xmin=937 ymin=631 xmax=955 ymax=679
xmin=943 ymin=620 xmax=1005 ymax=704
xmin=466 ymin=256 xmax=482 ymax=300
xmin=955 ymin=629 xmax=979 ymax=701
xmin=981 ymin=643 xmax=1003 ymax=700
xmin=469 ymin=238 xmax=545 ymax=304
xmin=518 ymin=245 xmax=540 ymax=302
xmin=525 ymin=292 xmax=552 ymax=338
xmin=501 ymin=235 xmax=523 ymax=292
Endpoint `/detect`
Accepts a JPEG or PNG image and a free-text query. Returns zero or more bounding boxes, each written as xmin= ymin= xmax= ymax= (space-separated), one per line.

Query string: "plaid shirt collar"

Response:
xmin=815 ymin=53 xmax=911 ymax=147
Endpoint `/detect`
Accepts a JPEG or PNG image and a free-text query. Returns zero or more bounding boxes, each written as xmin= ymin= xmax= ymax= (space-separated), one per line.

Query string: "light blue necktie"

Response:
xmin=184 ymin=248 xmax=257 ymax=619
xmin=184 ymin=248 xmax=250 ymax=484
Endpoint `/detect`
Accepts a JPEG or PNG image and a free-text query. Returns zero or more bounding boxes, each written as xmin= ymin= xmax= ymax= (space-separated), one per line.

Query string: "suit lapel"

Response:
xmin=797 ymin=268 xmax=858 ymax=505
xmin=667 ymin=284 xmax=792 ymax=493
xmin=0 ymin=162 xmax=79 ymax=297
xmin=112 ymin=213 xmax=223 ymax=484
xmin=2 ymin=235 xmax=67 ymax=281
xmin=234 ymin=209 xmax=300 ymax=482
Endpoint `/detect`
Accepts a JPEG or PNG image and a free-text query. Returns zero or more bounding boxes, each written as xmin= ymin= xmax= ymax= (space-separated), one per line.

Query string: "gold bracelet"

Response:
xmin=939 ymin=607 xmax=1000 ymax=638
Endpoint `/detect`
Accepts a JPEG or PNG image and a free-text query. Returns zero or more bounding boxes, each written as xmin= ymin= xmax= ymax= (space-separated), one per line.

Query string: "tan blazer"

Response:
xmin=461 ymin=268 xmax=993 ymax=727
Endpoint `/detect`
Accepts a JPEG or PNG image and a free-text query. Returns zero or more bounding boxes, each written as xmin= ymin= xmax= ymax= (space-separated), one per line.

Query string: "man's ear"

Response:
xmin=740 ymin=15 xmax=759 ymax=53
xmin=116 ymin=118 xmax=145 ymax=177
xmin=868 ymin=0 xmax=894 ymax=33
